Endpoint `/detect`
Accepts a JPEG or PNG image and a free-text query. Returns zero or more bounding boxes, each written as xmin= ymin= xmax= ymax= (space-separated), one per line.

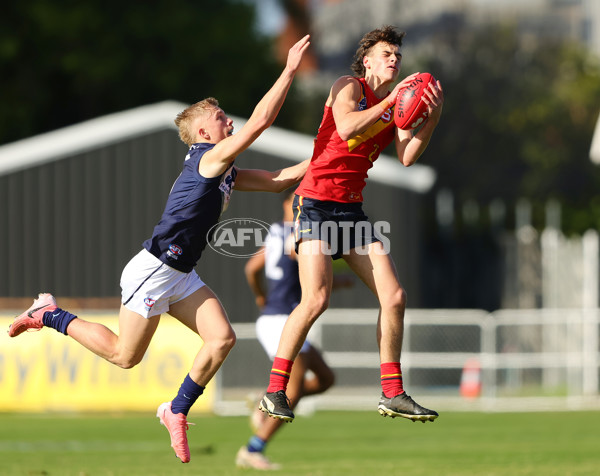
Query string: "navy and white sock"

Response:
xmin=42 ymin=308 xmax=77 ymax=335
xmin=171 ymin=374 xmax=205 ymax=415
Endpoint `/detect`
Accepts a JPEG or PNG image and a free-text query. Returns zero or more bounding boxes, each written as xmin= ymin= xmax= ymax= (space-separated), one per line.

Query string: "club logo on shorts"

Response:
xmin=167 ymin=244 xmax=183 ymax=260
xmin=144 ymin=297 xmax=156 ymax=311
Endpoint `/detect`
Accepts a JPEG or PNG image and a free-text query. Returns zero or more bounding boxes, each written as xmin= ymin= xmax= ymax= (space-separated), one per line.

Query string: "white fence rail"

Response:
xmin=215 ymin=308 xmax=600 ymax=414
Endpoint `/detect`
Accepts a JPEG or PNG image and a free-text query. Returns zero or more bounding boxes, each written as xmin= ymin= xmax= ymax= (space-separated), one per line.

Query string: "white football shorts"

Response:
xmin=120 ymin=249 xmax=206 ymax=318
xmin=255 ymin=314 xmax=310 ymax=360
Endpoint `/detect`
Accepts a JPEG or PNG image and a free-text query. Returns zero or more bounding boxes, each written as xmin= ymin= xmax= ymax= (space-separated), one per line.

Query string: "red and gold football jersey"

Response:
xmin=296 ymin=77 xmax=395 ymax=203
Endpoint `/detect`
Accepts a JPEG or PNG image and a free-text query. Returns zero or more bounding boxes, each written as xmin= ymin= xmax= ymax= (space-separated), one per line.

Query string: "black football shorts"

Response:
xmin=292 ymin=195 xmax=382 ymax=260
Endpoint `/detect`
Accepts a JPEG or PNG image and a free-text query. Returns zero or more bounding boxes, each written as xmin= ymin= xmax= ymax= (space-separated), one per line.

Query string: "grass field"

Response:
xmin=1 ymin=410 xmax=599 ymax=476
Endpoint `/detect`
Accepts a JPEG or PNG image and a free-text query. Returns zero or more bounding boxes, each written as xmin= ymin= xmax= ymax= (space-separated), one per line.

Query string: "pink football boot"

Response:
xmin=157 ymin=402 xmax=194 ymax=463
xmin=8 ymin=293 xmax=57 ymax=337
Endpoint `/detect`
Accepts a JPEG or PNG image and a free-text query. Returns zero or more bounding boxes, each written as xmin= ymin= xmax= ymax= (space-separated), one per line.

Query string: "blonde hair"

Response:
xmin=174 ymin=97 xmax=220 ymax=146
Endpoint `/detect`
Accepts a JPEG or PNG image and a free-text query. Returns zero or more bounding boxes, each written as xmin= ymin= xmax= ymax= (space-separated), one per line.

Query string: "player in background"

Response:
xmin=7 ymin=35 xmax=311 ymax=464
xmin=236 ymin=190 xmax=352 ymax=470
xmin=258 ymin=26 xmax=444 ymax=424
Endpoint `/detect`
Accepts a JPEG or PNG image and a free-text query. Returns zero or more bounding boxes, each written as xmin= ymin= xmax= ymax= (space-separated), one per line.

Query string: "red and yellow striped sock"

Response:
xmin=267 ymin=357 xmax=294 ymax=393
xmin=381 ymin=362 xmax=404 ymax=398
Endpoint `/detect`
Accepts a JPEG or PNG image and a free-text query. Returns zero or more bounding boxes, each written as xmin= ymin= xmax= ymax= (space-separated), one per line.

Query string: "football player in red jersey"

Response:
xmin=259 ymin=26 xmax=444 ymax=423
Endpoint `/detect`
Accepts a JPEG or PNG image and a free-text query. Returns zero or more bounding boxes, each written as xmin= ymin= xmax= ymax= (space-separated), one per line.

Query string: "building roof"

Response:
xmin=0 ymin=100 xmax=436 ymax=193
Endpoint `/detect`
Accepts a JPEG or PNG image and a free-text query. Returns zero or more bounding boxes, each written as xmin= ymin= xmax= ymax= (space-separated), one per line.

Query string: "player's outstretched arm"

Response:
xmin=202 ymin=35 xmax=310 ymax=176
xmin=233 ymin=159 xmax=310 ymax=193
xmin=394 ymin=79 xmax=444 ymax=167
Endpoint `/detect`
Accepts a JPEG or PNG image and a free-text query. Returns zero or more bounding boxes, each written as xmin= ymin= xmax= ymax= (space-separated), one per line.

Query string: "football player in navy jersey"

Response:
xmin=236 ymin=190 xmax=352 ymax=470
xmin=8 ymin=35 xmax=311 ymax=464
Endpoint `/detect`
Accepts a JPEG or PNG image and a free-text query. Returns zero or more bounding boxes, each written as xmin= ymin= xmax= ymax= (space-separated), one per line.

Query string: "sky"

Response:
xmin=243 ymin=0 xmax=286 ymax=35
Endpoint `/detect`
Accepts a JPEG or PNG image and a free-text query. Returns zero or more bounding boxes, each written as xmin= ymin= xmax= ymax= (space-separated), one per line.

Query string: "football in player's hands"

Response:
xmin=394 ymin=72 xmax=436 ymax=130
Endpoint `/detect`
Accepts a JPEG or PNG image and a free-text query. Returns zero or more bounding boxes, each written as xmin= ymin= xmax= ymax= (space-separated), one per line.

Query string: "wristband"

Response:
xmin=380 ymin=97 xmax=393 ymax=112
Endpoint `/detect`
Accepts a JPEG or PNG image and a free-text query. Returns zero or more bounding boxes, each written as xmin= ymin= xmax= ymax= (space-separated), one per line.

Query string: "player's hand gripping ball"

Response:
xmin=394 ymin=72 xmax=436 ymax=130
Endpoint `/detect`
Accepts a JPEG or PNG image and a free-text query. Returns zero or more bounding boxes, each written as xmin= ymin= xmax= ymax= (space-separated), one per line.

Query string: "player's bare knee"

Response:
xmin=385 ymin=287 xmax=407 ymax=314
xmin=112 ymin=353 xmax=143 ymax=370
xmin=117 ymin=360 xmax=137 ymax=370
xmin=304 ymin=292 xmax=330 ymax=319
xmin=322 ymin=369 xmax=335 ymax=391
xmin=206 ymin=330 xmax=237 ymax=356
xmin=219 ymin=332 xmax=237 ymax=354
xmin=223 ymin=330 xmax=237 ymax=352
xmin=397 ymin=287 xmax=407 ymax=309
xmin=316 ymin=370 xmax=335 ymax=393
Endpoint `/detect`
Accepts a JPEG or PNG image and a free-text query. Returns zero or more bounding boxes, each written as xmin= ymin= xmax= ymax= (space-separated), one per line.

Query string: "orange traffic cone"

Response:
xmin=460 ymin=358 xmax=481 ymax=398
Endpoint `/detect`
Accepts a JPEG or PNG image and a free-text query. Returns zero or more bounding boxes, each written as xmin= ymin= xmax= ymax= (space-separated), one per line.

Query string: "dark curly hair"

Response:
xmin=350 ymin=25 xmax=406 ymax=77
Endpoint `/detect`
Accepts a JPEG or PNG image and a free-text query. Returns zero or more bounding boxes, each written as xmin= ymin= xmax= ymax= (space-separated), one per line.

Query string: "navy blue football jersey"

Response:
xmin=143 ymin=143 xmax=237 ymax=272
xmin=262 ymin=221 xmax=301 ymax=315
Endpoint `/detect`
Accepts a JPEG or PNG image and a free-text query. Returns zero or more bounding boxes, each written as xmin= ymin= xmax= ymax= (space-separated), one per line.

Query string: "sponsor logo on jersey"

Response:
xmin=167 ymin=244 xmax=183 ymax=260
xmin=219 ymin=166 xmax=236 ymax=212
xmin=358 ymin=96 xmax=367 ymax=111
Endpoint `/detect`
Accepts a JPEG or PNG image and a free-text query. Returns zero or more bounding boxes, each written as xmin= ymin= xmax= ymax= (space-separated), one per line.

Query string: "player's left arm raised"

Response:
xmin=233 ymin=159 xmax=310 ymax=192
xmin=200 ymin=35 xmax=310 ymax=178
xmin=394 ymin=80 xmax=444 ymax=167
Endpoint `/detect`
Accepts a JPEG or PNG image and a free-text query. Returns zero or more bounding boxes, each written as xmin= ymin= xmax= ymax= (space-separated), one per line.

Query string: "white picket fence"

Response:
xmin=214 ymin=223 xmax=600 ymax=414
xmin=214 ymin=307 xmax=600 ymax=415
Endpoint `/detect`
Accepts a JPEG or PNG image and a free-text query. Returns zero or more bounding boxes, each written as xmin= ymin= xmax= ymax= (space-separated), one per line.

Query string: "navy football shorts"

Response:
xmin=292 ymin=195 xmax=381 ymax=260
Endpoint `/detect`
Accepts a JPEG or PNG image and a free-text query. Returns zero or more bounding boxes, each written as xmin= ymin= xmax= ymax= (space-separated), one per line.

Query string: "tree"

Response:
xmin=0 ymin=0 xmax=283 ymax=145
xmin=414 ymin=23 xmax=600 ymax=233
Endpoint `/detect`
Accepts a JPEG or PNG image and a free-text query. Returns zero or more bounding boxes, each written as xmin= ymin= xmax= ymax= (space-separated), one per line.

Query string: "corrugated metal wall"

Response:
xmin=0 ymin=129 xmax=425 ymax=322
xmin=0 ymin=130 xmax=186 ymax=298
